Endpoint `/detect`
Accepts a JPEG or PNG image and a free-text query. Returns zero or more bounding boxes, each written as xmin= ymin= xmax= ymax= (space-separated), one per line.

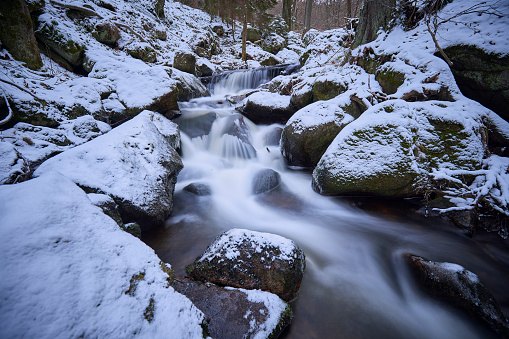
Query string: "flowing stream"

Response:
xmin=143 ymin=67 xmax=509 ymax=339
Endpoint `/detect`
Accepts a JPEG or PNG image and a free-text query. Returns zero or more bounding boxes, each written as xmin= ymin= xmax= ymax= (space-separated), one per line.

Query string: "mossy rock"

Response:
xmin=93 ymin=21 xmax=121 ymax=46
xmin=127 ymin=45 xmax=157 ymax=63
xmin=211 ymin=25 xmax=224 ymax=36
xmin=375 ymin=69 xmax=405 ymax=95
xmin=312 ymin=79 xmax=347 ymax=102
xmin=13 ymin=108 xmax=60 ymax=128
xmin=290 ymin=84 xmax=313 ymax=110
xmin=299 ymin=51 xmax=311 ymax=66
xmin=260 ymin=55 xmax=279 ymax=66
xmin=35 ymin=21 xmax=85 ymax=66
xmin=0 ymin=0 xmax=42 ymax=70
xmin=246 ymin=27 xmax=261 ymax=42
xmin=26 ymin=0 xmax=45 ymax=14
xmin=173 ymin=51 xmax=196 ymax=75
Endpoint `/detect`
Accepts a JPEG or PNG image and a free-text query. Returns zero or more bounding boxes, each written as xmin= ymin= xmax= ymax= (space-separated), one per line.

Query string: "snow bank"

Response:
xmin=0 ymin=171 xmax=205 ymax=338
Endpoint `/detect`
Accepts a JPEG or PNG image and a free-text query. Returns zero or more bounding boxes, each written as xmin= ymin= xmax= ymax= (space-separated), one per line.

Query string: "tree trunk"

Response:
xmin=346 ymin=0 xmax=352 ymax=17
xmin=282 ymin=0 xmax=292 ymax=30
xmin=304 ymin=0 xmax=313 ymax=33
xmin=353 ymin=0 xmax=396 ymax=47
xmin=242 ymin=13 xmax=247 ymax=62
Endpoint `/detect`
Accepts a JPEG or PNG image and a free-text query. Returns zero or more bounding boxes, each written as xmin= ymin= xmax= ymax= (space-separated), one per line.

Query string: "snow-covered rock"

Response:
xmin=404 ymin=254 xmax=509 ymax=337
xmin=0 ymin=171 xmax=206 ymax=338
xmin=174 ymin=277 xmax=292 ymax=339
xmin=312 ymin=99 xmax=487 ymax=197
xmin=186 ymin=228 xmax=305 ymax=301
xmin=236 ymin=92 xmax=295 ymax=124
xmin=280 ymin=96 xmax=360 ymax=167
xmin=0 ymin=142 xmax=29 ymax=184
xmin=35 ymin=111 xmax=183 ymax=230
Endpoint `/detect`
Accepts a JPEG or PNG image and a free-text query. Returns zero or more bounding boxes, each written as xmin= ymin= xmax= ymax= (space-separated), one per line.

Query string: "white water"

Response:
xmin=144 ymin=71 xmax=508 ymax=339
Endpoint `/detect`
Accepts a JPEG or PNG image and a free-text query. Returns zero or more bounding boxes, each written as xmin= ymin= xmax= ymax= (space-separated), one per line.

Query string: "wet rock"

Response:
xmin=0 ymin=0 xmax=42 ymax=70
xmin=252 ymin=168 xmax=281 ymax=194
xmin=183 ymin=182 xmax=212 ymax=196
xmin=236 ymin=92 xmax=296 ymax=125
xmin=264 ymin=126 xmax=283 ymax=146
xmin=186 ymin=228 xmax=306 ymax=301
xmin=173 ymin=112 xmax=217 ymax=139
xmin=35 ymin=111 xmax=183 ymax=231
xmin=404 ymin=254 xmax=509 ymax=337
xmin=174 ymin=51 xmax=196 ymax=75
xmin=196 ymin=61 xmax=213 ymax=77
xmin=92 ymin=21 xmax=121 ymax=46
xmin=281 ymin=99 xmax=356 ymax=168
xmin=173 ymin=278 xmax=292 ymax=339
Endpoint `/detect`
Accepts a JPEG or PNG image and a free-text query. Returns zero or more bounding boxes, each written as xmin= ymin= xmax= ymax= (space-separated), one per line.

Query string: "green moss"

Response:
xmin=299 ymin=51 xmax=310 ymax=66
xmin=268 ymin=304 xmax=293 ymax=339
xmin=376 ymin=69 xmax=405 ymax=95
xmin=125 ymin=272 xmax=145 ymax=296
xmin=159 ymin=261 xmax=175 ymax=287
xmin=127 ymin=46 xmax=157 ymax=63
xmin=36 ymin=22 xmax=85 ymax=66
xmin=312 ymin=80 xmax=346 ymax=102
xmin=143 ymin=298 xmax=155 ymax=323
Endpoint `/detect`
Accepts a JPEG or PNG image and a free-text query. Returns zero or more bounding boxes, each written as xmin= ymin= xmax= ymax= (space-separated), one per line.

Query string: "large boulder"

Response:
xmin=0 ymin=172 xmax=207 ymax=338
xmin=252 ymin=168 xmax=281 ymax=194
xmin=34 ymin=111 xmax=183 ymax=230
xmin=442 ymin=45 xmax=509 ymax=122
xmin=173 ymin=111 xmax=217 ymax=139
xmin=312 ymin=100 xmax=487 ymax=197
xmin=281 ymin=99 xmax=357 ymax=168
xmin=236 ymin=92 xmax=296 ymax=124
xmin=187 ymin=228 xmax=306 ymax=301
xmin=0 ymin=0 xmax=42 ymax=70
xmin=93 ymin=21 xmax=121 ymax=46
xmin=174 ymin=51 xmax=196 ymax=75
xmin=173 ymin=278 xmax=292 ymax=339
xmin=404 ymin=254 xmax=509 ymax=337
xmin=170 ymin=68 xmax=210 ymax=101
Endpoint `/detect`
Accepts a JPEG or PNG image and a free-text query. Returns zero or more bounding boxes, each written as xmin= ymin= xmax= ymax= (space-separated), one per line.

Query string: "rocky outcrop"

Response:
xmin=312 ymin=100 xmax=487 ymax=197
xmin=404 ymin=254 xmax=509 ymax=338
xmin=173 ymin=278 xmax=292 ymax=339
xmin=0 ymin=0 xmax=42 ymax=70
xmin=186 ymin=228 xmax=306 ymax=301
xmin=34 ymin=111 xmax=183 ymax=230
xmin=442 ymin=45 xmax=509 ymax=122
xmin=236 ymin=92 xmax=296 ymax=124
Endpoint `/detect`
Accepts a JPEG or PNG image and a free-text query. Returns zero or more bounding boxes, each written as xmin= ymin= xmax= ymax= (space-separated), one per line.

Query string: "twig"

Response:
xmin=0 ymin=88 xmax=13 ymax=125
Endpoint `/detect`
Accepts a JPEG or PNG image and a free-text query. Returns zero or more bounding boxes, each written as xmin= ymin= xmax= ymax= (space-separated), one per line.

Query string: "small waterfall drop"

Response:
xmin=144 ymin=66 xmax=508 ymax=339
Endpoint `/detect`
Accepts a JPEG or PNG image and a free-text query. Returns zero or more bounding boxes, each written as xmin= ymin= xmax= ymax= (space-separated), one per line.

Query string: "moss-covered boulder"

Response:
xmin=404 ymin=254 xmax=509 ymax=337
xmin=312 ymin=77 xmax=348 ymax=102
xmin=173 ymin=51 xmax=196 ymax=75
xmin=442 ymin=45 xmax=509 ymax=122
xmin=35 ymin=20 xmax=85 ymax=68
xmin=281 ymin=99 xmax=358 ymax=168
xmin=236 ymin=92 xmax=296 ymax=124
xmin=312 ymin=100 xmax=487 ymax=197
xmin=173 ymin=277 xmax=292 ymax=339
xmin=93 ymin=21 xmax=121 ymax=46
xmin=290 ymin=83 xmax=313 ymax=110
xmin=186 ymin=228 xmax=305 ymax=302
xmin=260 ymin=55 xmax=279 ymax=66
xmin=246 ymin=27 xmax=262 ymax=42
xmin=126 ymin=44 xmax=157 ymax=63
xmin=376 ymin=68 xmax=405 ymax=95
xmin=0 ymin=0 xmax=42 ymax=70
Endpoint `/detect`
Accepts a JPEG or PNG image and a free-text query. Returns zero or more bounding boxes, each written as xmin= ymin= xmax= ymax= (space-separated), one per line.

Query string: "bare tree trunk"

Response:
xmin=304 ymin=0 xmax=313 ymax=33
xmin=346 ymin=0 xmax=352 ymax=17
xmin=242 ymin=13 xmax=247 ymax=62
xmin=282 ymin=0 xmax=292 ymax=30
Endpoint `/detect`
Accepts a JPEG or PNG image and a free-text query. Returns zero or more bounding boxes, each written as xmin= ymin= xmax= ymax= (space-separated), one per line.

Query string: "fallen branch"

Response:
xmin=0 ymin=78 xmax=46 ymax=102
xmin=0 ymin=89 xmax=13 ymax=126
xmin=50 ymin=0 xmax=104 ymax=18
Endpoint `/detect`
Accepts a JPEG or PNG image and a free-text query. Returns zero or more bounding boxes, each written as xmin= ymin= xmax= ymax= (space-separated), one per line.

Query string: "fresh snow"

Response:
xmin=0 ymin=171 xmax=206 ymax=338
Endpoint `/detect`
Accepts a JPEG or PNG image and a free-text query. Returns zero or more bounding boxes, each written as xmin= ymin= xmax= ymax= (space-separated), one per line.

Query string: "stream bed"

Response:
xmin=142 ymin=67 xmax=509 ymax=339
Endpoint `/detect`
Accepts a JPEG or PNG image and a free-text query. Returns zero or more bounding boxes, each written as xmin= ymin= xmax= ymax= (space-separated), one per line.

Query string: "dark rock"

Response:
xmin=264 ymin=126 xmax=283 ymax=146
xmin=93 ymin=21 xmax=121 ymax=46
xmin=260 ymin=55 xmax=279 ymax=66
xmin=126 ymin=45 xmax=157 ymax=63
xmin=236 ymin=92 xmax=296 ymax=125
xmin=173 ymin=277 xmax=292 ymax=339
xmin=171 ymin=69 xmax=210 ymax=101
xmin=173 ymin=112 xmax=217 ymax=138
xmin=312 ymin=78 xmax=347 ymax=102
xmin=211 ymin=25 xmax=224 ymax=36
xmin=0 ymin=0 xmax=42 ymax=70
xmin=26 ymin=0 xmax=45 ymax=14
xmin=404 ymin=254 xmax=509 ymax=337
xmin=441 ymin=45 xmax=509 ymax=122
xmin=183 ymin=182 xmax=212 ymax=196
xmin=186 ymin=228 xmax=306 ymax=301
xmin=252 ymin=168 xmax=281 ymax=194
xmin=401 ymin=87 xmax=454 ymax=102
xmin=196 ymin=61 xmax=213 ymax=77
xmin=173 ymin=51 xmax=196 ymax=75
xmin=290 ymin=84 xmax=313 ymax=110
xmin=88 ymin=193 xmax=123 ymax=227
xmin=246 ymin=27 xmax=262 ymax=42
xmin=376 ymin=69 xmax=405 ymax=95
xmin=123 ymin=222 xmax=142 ymax=238
xmin=35 ymin=21 xmax=85 ymax=67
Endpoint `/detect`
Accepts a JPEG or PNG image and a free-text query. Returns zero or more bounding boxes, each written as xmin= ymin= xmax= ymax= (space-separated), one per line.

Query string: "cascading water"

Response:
xmin=143 ymin=67 xmax=509 ymax=339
